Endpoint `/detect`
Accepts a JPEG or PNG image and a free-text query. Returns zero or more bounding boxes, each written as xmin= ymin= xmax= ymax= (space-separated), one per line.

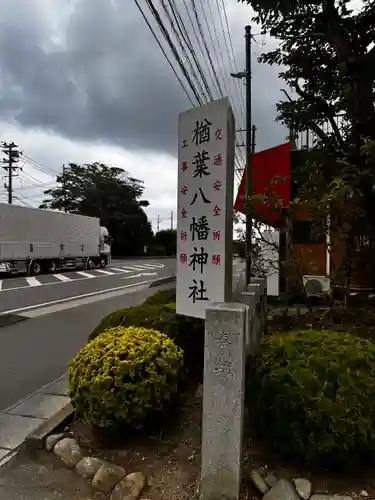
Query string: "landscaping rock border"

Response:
xmin=45 ymin=433 xmax=147 ymax=500
xmin=250 ymin=467 xmax=370 ymax=500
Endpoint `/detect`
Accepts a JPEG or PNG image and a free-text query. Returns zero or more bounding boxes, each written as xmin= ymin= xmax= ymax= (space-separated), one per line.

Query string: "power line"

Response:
xmin=138 ymin=0 xmax=246 ymax=183
xmin=159 ymin=0 xmax=210 ymax=101
xmin=22 ymin=155 xmax=57 ymax=176
xmin=144 ymin=0 xmax=204 ymax=104
xmin=133 ymin=0 xmax=195 ymax=106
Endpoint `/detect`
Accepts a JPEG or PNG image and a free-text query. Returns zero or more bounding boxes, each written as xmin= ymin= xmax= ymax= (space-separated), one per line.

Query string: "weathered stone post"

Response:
xmin=247 ymin=283 xmax=261 ymax=342
xmin=252 ymin=277 xmax=267 ymax=336
xmin=200 ymin=302 xmax=247 ymax=500
xmin=240 ymin=291 xmax=256 ymax=354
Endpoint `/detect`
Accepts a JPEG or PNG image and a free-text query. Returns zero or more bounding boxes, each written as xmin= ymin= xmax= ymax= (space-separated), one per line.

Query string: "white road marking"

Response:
xmin=25 ymin=277 xmax=42 ymax=287
xmin=54 ymin=274 xmax=72 ymax=282
xmin=122 ymin=272 xmax=158 ymax=279
xmin=122 ymin=266 xmax=146 ymax=271
xmin=0 ymin=262 xmax=165 ymax=292
xmin=76 ymin=271 xmax=95 ymax=278
xmin=0 ymin=280 xmax=154 ymax=316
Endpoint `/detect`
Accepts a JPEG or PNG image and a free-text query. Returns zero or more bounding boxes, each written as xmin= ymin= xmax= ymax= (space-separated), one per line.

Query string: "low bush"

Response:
xmin=142 ymin=288 xmax=176 ymax=306
xmin=247 ymin=329 xmax=375 ymax=465
xmin=89 ymin=303 xmax=204 ymax=379
xmin=68 ymin=326 xmax=183 ymax=429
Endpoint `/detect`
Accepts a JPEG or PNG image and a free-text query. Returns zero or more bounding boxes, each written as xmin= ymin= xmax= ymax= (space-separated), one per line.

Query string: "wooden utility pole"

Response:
xmin=2 ymin=142 xmax=21 ymax=204
xmin=156 ymin=214 xmax=161 ymax=232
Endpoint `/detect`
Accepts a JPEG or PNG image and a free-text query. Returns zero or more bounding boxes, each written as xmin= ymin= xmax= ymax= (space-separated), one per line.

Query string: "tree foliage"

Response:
xmin=154 ymin=229 xmax=177 ymax=256
xmin=240 ymin=0 xmax=375 ymax=283
xmin=40 ymin=162 xmax=153 ymax=256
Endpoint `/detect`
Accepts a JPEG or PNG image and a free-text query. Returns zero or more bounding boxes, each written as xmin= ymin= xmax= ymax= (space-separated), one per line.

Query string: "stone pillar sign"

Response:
xmin=176 ymin=97 xmax=235 ymax=319
xmin=200 ymin=302 xmax=247 ymax=500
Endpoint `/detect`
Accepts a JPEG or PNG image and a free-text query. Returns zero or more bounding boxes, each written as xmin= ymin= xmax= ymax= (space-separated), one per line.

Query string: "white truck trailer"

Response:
xmin=0 ymin=203 xmax=111 ymax=276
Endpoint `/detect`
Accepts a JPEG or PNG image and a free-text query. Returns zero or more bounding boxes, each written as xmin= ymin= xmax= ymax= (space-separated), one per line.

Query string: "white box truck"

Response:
xmin=0 ymin=203 xmax=111 ymax=276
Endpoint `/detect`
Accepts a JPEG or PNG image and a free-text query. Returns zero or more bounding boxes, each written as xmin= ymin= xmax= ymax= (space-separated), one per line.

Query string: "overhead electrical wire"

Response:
xmin=158 ymin=0 xmax=210 ymax=101
xmin=190 ymin=0 xmax=224 ymax=99
xmin=22 ymin=155 xmax=57 ymax=177
xmin=133 ymin=0 xmax=195 ymax=106
xmin=144 ymin=0 xmax=204 ymax=105
xmin=197 ymin=0 xmax=246 ymax=177
xmin=166 ymin=0 xmax=214 ymax=102
xmin=135 ymin=0 xmax=246 ymax=186
xmin=180 ymin=0 xmax=221 ymax=98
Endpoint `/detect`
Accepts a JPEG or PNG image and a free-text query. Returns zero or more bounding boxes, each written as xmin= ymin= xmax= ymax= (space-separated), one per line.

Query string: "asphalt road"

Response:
xmin=0 ymin=258 xmax=176 ymax=313
xmin=0 ymin=258 xmax=176 ymax=412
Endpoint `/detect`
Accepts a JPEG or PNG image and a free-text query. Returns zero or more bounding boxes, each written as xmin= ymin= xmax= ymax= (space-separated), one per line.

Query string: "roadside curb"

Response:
xmin=24 ymin=402 xmax=74 ymax=451
xmin=0 ymin=314 xmax=28 ymax=329
xmin=0 ymin=374 xmax=71 ymax=469
xmin=149 ymin=275 xmax=176 ymax=287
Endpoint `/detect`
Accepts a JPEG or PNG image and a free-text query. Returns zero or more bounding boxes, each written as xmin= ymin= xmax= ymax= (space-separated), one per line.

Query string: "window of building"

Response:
xmin=291 ymin=219 xmax=326 ymax=244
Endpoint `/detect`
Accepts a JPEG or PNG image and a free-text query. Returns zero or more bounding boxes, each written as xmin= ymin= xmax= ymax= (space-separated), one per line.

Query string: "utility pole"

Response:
xmin=244 ymin=25 xmax=252 ymax=286
xmin=170 ymin=210 xmax=174 ymax=230
xmin=2 ymin=142 xmax=21 ymax=204
xmin=62 ymin=164 xmax=68 ymax=212
xmin=156 ymin=214 xmax=161 ymax=233
xmin=231 ymin=25 xmax=253 ymax=284
xmin=251 ymin=125 xmax=256 ymax=154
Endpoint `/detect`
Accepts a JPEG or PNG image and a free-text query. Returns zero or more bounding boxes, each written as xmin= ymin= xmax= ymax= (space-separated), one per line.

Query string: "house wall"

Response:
xmin=286 ymin=203 xmax=373 ymax=291
xmin=287 ymin=204 xmax=327 ymax=291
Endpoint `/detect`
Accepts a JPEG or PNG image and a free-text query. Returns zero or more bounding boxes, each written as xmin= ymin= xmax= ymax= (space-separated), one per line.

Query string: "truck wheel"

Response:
xmin=100 ymin=258 xmax=106 ymax=268
xmin=49 ymin=261 xmax=57 ymax=273
xmin=87 ymin=259 xmax=95 ymax=270
xmin=30 ymin=260 xmax=41 ymax=276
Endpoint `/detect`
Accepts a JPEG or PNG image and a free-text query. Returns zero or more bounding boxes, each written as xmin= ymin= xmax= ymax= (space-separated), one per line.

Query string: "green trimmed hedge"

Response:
xmin=89 ymin=302 xmax=204 ymax=379
xmin=247 ymin=329 xmax=375 ymax=465
xmin=142 ymin=288 xmax=176 ymax=306
xmin=69 ymin=326 xmax=183 ymax=429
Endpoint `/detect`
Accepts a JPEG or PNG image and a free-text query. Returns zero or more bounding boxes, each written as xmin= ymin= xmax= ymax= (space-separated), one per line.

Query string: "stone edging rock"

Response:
xmin=45 ymin=434 xmax=147 ymax=500
xmin=250 ymin=467 xmax=370 ymax=500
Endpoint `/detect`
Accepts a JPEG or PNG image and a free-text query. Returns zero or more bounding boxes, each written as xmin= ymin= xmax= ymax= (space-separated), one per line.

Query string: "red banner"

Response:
xmin=234 ymin=142 xmax=291 ymax=226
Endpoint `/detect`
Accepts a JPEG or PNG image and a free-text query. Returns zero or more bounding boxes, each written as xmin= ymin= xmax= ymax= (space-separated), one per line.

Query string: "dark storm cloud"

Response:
xmin=0 ymin=0 xmax=286 ymax=154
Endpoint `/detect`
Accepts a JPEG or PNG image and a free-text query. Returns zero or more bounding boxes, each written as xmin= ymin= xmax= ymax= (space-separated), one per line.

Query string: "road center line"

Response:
xmin=0 ymin=279 xmax=154 ymax=316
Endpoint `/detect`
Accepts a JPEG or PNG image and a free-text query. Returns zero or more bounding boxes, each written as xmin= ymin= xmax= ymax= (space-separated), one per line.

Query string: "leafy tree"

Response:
xmin=40 ymin=162 xmax=153 ymax=256
xmin=239 ymin=0 xmax=375 ymax=285
xmin=154 ymin=229 xmax=177 ymax=256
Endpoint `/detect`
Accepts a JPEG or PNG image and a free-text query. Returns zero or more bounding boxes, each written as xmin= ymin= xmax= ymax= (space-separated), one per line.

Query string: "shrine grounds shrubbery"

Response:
xmin=68 ymin=326 xmax=183 ymax=429
xmin=247 ymin=329 xmax=375 ymax=465
xmin=89 ymin=293 xmax=204 ymax=379
xmin=142 ymin=288 xmax=176 ymax=306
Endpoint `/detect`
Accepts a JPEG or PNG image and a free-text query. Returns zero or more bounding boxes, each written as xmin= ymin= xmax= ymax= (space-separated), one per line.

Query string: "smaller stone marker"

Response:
xmin=200 ymin=302 xmax=247 ymax=500
xmin=252 ymin=277 xmax=267 ymax=335
xmin=240 ymin=291 xmax=256 ymax=353
xmin=247 ymin=283 xmax=261 ymax=342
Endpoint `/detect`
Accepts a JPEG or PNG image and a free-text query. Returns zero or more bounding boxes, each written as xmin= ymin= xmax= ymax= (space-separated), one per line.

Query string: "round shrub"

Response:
xmin=89 ymin=303 xmax=204 ymax=380
xmin=247 ymin=329 xmax=375 ymax=465
xmin=69 ymin=326 xmax=184 ymax=429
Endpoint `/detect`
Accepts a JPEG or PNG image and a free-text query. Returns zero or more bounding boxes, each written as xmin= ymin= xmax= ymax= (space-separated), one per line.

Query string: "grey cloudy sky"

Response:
xmin=0 ymin=0 xmax=286 ymax=231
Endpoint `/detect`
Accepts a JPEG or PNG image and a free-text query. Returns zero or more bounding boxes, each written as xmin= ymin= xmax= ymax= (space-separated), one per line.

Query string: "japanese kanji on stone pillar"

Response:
xmin=176 ymin=97 xmax=235 ymax=319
